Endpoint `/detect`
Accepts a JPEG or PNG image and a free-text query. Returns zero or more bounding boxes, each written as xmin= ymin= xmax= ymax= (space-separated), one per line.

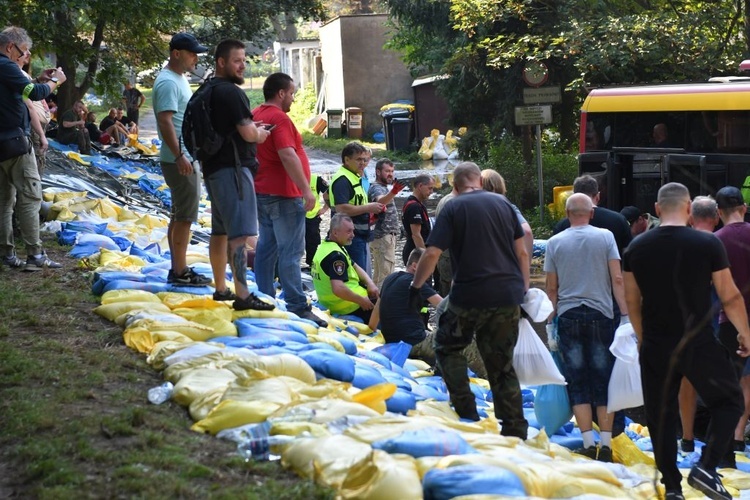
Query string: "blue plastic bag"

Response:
xmin=533 ymin=351 xmax=572 ymax=435
xmin=423 ymin=465 xmax=526 ymax=499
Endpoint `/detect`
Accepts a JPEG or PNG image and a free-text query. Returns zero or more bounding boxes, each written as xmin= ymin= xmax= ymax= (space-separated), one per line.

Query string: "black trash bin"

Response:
xmin=380 ymin=108 xmax=411 ymax=151
xmin=390 ymin=117 xmax=414 ymax=151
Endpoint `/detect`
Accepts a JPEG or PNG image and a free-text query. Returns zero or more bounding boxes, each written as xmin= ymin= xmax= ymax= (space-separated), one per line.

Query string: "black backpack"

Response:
xmin=183 ymin=78 xmax=227 ymax=162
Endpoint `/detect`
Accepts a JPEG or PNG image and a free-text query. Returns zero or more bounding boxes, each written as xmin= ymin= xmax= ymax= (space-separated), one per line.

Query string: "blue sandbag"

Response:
xmin=338 ymin=313 xmax=366 ymax=324
xmin=266 ymin=330 xmax=309 ymax=345
xmin=534 ymin=351 xmax=573 ymax=435
xmin=130 ymin=245 xmax=167 ymax=263
xmin=247 ymin=346 xmax=291 ymax=356
xmin=522 ymin=388 xmax=534 ymax=404
xmin=63 ymin=221 xmax=110 ymax=235
xmin=380 ymin=369 xmax=412 ymax=391
xmin=220 ymin=334 xmax=285 ymax=349
xmin=102 ymin=280 xmax=170 ymax=294
xmin=299 ymin=349 xmax=355 ymax=382
xmin=351 ymin=363 xmax=388 ymax=389
xmin=418 ymin=376 xmax=448 ymax=394
xmin=167 ymin=284 xmax=214 ymax=295
xmin=57 ymin=229 xmax=78 ymax=246
xmin=356 ymin=349 xmax=394 ymax=370
xmin=385 ymin=388 xmax=417 ymax=414
xmin=69 ymin=244 xmax=104 ymax=258
xmin=372 ymin=428 xmax=477 ymax=458
xmin=549 ymin=434 xmax=584 ymax=450
xmin=524 ymin=407 xmax=541 ymax=430
xmin=389 ymin=363 xmax=415 ymax=381
xmin=470 ymin=383 xmax=488 ymax=402
xmin=305 ymin=342 xmax=337 ymax=352
xmin=373 ymin=341 xmax=412 ymax=367
xmin=235 ymin=321 xmax=306 ymax=340
xmin=410 ymin=382 xmax=449 ymax=402
xmin=236 ymin=317 xmax=311 ymax=336
xmin=91 ymin=271 xmax=147 ymax=295
xmin=422 ymin=464 xmax=526 ymax=499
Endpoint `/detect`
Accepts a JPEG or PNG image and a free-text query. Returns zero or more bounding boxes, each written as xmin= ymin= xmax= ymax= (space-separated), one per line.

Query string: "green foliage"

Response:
xmin=288 ymin=83 xmax=319 ymax=128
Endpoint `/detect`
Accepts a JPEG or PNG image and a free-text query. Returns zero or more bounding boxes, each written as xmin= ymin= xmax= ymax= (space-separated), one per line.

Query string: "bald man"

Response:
xmin=544 ymin=193 xmax=628 ymax=462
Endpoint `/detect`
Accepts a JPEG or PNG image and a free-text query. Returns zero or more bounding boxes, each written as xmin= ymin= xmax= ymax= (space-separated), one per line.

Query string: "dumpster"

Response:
xmin=390 ymin=117 xmax=414 ymax=151
xmin=326 ymin=109 xmax=343 ymax=139
xmin=346 ymin=107 xmax=363 ymax=139
xmin=380 ymin=102 xmax=415 ymax=151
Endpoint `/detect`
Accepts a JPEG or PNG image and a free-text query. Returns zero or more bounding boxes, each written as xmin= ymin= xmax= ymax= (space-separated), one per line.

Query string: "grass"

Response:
xmin=0 ymin=241 xmax=334 ymax=499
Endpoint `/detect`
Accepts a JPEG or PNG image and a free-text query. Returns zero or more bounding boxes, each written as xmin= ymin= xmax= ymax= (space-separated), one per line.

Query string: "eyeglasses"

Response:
xmin=12 ymin=43 xmax=29 ymax=57
xmin=354 ymin=157 xmax=369 ymax=164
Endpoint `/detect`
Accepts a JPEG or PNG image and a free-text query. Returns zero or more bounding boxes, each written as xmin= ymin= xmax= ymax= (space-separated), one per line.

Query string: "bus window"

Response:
xmin=717 ymin=112 xmax=750 ymax=153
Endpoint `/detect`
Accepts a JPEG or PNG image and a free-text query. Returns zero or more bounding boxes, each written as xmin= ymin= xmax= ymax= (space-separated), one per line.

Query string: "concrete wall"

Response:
xmin=320 ymin=15 xmax=413 ymax=138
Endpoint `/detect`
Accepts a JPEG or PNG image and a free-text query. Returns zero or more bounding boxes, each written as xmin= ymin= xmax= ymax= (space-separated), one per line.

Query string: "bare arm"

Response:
xmin=412 ymin=246 xmax=442 ymax=288
xmin=521 ymin=222 xmax=533 ymax=267
xmin=354 ymin=262 xmax=379 ymax=300
xmin=714 ymin=267 xmax=750 ymax=356
xmin=25 ymin=101 xmax=48 ymax=153
xmin=278 ymin=147 xmax=315 ymax=211
xmin=427 ymin=293 xmax=442 ymax=307
xmin=623 ymin=272 xmax=643 ymax=346
xmin=368 ymin=298 xmax=381 ymax=331
xmin=545 ymin=271 xmax=558 ymax=319
xmin=514 ymin=237 xmax=530 ymax=292
xmin=410 ymin=223 xmax=426 ymax=250
xmin=236 ymin=118 xmax=270 ymax=144
xmin=608 ymin=259 xmax=628 ymax=316
xmin=334 ymin=202 xmax=384 ymax=217
xmin=157 ymin=110 xmax=194 ymax=176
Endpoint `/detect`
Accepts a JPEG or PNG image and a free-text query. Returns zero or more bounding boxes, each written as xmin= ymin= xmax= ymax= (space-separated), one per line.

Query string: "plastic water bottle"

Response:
xmin=147 ymin=381 xmax=174 ymax=404
xmin=236 ymin=423 xmax=296 ymax=461
xmin=326 ymin=415 xmax=370 ymax=434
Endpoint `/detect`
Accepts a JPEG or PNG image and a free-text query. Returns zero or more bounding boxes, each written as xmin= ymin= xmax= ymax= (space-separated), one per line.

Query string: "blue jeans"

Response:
xmin=254 ymin=194 xmax=307 ymax=313
xmin=348 ymin=234 xmax=368 ymax=272
xmin=557 ymin=305 xmax=615 ymax=407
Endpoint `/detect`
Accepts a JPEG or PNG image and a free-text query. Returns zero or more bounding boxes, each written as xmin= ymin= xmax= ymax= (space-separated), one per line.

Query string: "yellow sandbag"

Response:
xmin=100 ymin=289 xmax=161 ymax=305
xmin=307 ymin=333 xmax=345 ymax=352
xmin=116 ymin=310 xmax=188 ymax=328
xmin=444 ymin=129 xmax=459 ymax=154
xmin=231 ymin=307 xmax=293 ymax=321
xmin=271 ymin=421 xmax=331 ymax=438
xmin=717 ymin=467 xmax=750 ymax=491
xmin=224 ymin=353 xmax=317 ymax=384
xmin=94 ymin=301 xmax=171 ymax=322
xmin=409 ymin=400 xmax=461 ymax=420
xmin=281 ymin=434 xmax=373 ymax=489
xmin=65 ymin=151 xmax=91 ymax=165
xmin=118 ymin=207 xmax=140 ymax=221
xmin=276 ymin=400 xmax=380 ymax=424
xmin=157 ymin=292 xmax=225 ymax=310
xmin=418 ymin=136 xmax=435 ymax=161
xmin=351 ymin=383 xmax=397 ymax=413
xmin=612 ymin=432 xmax=655 ymax=466
xmin=191 ymin=399 xmax=282 ymax=435
xmin=220 ymin=376 xmax=301 ymax=406
xmin=135 ymin=214 xmax=168 ymax=229
xmin=163 ymin=350 xmax=244 ymax=383
xmin=44 ymin=190 xmax=87 ymax=203
xmin=172 ymin=368 xmax=237 ymax=406
xmin=130 ymin=318 xmax=216 ymax=342
xmin=98 ymin=247 xmax=146 ymax=268
xmin=188 ymin=386 xmax=227 ymax=421
xmin=340 ymin=449 xmax=422 ymax=499
xmin=123 ymin=327 xmax=193 ymax=354
xmin=146 ymin=340 xmax=195 ymax=370
xmin=171 ymin=308 xmax=236 ymax=337
xmin=49 ymin=206 xmax=76 ymax=221
xmin=296 ymin=379 xmax=354 ymax=401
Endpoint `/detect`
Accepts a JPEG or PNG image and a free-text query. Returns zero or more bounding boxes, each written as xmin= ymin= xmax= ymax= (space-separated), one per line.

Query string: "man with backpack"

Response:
xmin=183 ymin=39 xmax=273 ymax=311
xmin=153 ymin=33 xmax=212 ymax=287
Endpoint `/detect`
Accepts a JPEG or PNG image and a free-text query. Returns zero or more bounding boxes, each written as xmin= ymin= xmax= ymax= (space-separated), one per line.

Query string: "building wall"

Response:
xmin=321 ymin=15 xmax=413 ymax=138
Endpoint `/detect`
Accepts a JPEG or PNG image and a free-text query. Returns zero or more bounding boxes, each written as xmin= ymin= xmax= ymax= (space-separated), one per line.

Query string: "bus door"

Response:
xmin=664 ymin=154 xmax=707 ymax=198
xmin=610 ymin=148 xmax=665 ymax=214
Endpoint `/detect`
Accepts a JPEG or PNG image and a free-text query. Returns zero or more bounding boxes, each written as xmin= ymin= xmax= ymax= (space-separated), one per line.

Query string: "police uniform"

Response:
xmin=312 ymin=239 xmax=367 ymax=315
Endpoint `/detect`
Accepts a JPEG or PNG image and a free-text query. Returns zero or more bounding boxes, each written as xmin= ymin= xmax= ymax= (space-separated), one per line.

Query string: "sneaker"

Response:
xmin=233 ymin=293 xmax=275 ymax=311
xmin=212 ymin=288 xmax=237 ymax=301
xmin=597 ymin=445 xmax=613 ymax=463
xmin=572 ymin=446 xmax=598 ymax=459
xmin=168 ymin=267 xmax=211 ymax=287
xmin=665 ymin=491 xmax=685 ymax=500
xmin=295 ymin=309 xmax=328 ymax=328
xmin=23 ymin=253 xmax=62 ymax=271
xmin=687 ymin=464 xmax=731 ymax=500
xmin=1 ymin=254 xmax=25 ymax=268
xmin=681 ymin=438 xmax=695 ymax=453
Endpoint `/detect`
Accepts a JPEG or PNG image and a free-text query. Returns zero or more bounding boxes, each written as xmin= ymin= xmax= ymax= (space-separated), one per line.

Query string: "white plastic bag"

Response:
xmin=521 ymin=288 xmax=554 ymax=323
xmin=513 ymin=318 xmax=566 ymax=386
xmin=607 ymin=357 xmax=643 ymax=413
xmin=607 ymin=323 xmax=643 ymax=412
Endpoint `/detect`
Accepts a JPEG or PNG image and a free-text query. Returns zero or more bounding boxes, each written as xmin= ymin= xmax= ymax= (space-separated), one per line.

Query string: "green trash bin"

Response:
xmin=326 ymin=109 xmax=343 ymax=139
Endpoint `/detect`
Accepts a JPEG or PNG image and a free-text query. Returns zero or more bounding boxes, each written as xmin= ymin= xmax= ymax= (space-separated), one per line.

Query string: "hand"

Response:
xmin=408 ymin=285 xmax=422 ymax=313
xmin=390 ymin=178 xmax=406 ymax=195
xmin=366 ymin=202 xmax=385 ymax=213
xmin=39 ymin=136 xmax=48 ymax=155
xmin=367 ymin=283 xmax=379 ymax=300
xmin=619 ymin=315 xmax=630 ymax=327
xmin=44 ymin=67 xmax=67 ymax=85
xmin=255 ymin=126 xmax=270 ymax=144
xmin=302 ymin=189 xmax=316 ymax=212
xmin=177 ymin=154 xmax=194 ymax=176
xmin=738 ymin=333 xmax=750 ymax=358
xmin=358 ymin=296 xmax=375 ymax=311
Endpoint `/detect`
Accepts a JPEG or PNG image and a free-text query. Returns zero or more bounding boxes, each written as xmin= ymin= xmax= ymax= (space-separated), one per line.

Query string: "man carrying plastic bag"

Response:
xmin=544 ymin=193 xmax=629 ymax=462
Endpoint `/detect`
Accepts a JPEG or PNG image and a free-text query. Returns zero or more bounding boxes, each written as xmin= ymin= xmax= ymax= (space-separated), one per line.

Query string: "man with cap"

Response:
xmin=715 ymin=185 xmax=750 ymax=461
xmin=153 ymin=33 xmax=212 ymax=287
xmin=620 ymin=206 xmax=649 ymax=238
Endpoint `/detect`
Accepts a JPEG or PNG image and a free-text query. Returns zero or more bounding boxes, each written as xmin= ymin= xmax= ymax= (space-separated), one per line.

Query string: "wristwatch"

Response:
xmin=50 ymin=77 xmax=59 ymax=83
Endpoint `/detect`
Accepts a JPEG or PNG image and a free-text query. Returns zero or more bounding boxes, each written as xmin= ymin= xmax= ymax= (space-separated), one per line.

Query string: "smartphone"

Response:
xmin=263 ymin=124 xmax=276 ymax=131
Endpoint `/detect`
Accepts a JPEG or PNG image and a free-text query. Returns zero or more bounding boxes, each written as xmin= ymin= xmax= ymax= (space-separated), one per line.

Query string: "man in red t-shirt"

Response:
xmin=252 ymin=73 xmax=327 ymax=327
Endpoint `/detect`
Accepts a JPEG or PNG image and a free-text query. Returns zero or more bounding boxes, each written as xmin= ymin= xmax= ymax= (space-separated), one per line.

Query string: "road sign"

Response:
xmin=514 ymin=105 xmax=552 ymax=126
xmin=523 ymin=86 xmax=561 ymax=104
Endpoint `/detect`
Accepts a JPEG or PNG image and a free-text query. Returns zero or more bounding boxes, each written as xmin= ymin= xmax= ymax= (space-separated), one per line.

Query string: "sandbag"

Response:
xmin=130 ymin=318 xmax=216 ymax=342
xmin=299 ymin=349 xmax=355 ymax=382
xmin=100 ymin=289 xmax=162 ymax=305
xmin=172 ymin=368 xmax=237 ymax=406
xmin=94 ymin=301 xmax=171 ymax=322
xmin=191 ymin=399 xmax=282 ymax=434
xmin=236 ymin=317 xmax=318 ymax=336
xmin=351 ymin=363 xmax=388 ymax=389
xmin=607 ymin=356 xmax=643 ymax=413
xmin=422 ymin=464 xmax=527 ymax=499
xmin=512 ymin=318 xmax=565 ymax=386
xmin=172 ymin=307 xmax=236 ymax=337
xmin=351 ymin=383 xmax=397 ymax=413
xmin=281 ymin=434 xmax=373 ymax=489
xmin=534 ymin=351 xmax=573 ymax=434
xmin=224 ymin=353 xmax=317 ymax=385
xmin=385 ymin=388 xmax=417 ymax=415
xmin=340 ymin=449 xmax=423 ymax=499
xmin=372 ymin=341 xmax=411 ymax=367
xmin=220 ymin=376 xmax=303 ymax=406
xmin=371 ymin=427 xmax=478 ymax=458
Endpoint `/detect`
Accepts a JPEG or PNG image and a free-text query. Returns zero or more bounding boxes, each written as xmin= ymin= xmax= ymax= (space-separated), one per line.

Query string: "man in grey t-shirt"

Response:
xmin=367 ymin=158 xmax=404 ymax=287
xmin=544 ymin=193 xmax=629 ymax=462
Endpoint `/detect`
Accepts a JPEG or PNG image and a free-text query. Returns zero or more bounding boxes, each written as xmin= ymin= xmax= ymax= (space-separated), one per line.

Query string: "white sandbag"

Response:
xmin=607 ymin=357 xmax=643 ymax=413
xmin=512 ymin=318 xmax=566 ymax=386
xmin=609 ymin=323 xmax=638 ymax=363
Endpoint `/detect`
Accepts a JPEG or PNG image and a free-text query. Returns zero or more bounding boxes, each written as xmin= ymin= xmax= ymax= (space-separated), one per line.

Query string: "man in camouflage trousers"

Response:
xmin=410 ymin=162 xmax=530 ymax=438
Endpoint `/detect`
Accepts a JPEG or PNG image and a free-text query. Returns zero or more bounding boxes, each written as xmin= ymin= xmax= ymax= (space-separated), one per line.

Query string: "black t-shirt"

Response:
xmin=99 ymin=116 xmax=116 ymax=131
xmin=554 ymin=206 xmax=631 ymax=256
xmin=380 ymin=271 xmax=437 ymax=345
xmin=320 ymin=249 xmax=352 ymax=282
xmin=117 ymin=115 xmax=134 ymax=127
xmin=623 ymin=226 xmax=728 ymax=345
xmin=331 ymin=174 xmax=369 ymax=237
xmin=427 ymin=190 xmax=525 ymax=308
xmin=315 ymin=176 xmax=329 ymax=196
xmin=85 ymin=122 xmax=101 ymax=142
xmin=202 ymin=78 xmax=258 ymax=177
xmin=402 ymin=195 xmax=431 ymax=258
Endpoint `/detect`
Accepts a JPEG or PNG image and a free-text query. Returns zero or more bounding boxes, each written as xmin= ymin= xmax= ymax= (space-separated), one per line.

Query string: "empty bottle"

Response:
xmin=147 ymin=381 xmax=174 ymax=405
xmin=236 ymin=423 xmax=296 ymax=461
xmin=267 ymin=406 xmax=316 ymax=424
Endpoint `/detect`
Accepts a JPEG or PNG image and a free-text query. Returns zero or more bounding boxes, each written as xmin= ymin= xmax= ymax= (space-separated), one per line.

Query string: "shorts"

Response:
xmin=204 ymin=166 xmax=258 ymax=239
xmin=161 ymin=161 xmax=201 ymax=222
